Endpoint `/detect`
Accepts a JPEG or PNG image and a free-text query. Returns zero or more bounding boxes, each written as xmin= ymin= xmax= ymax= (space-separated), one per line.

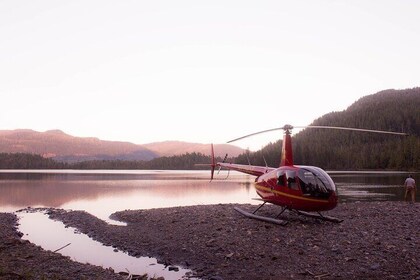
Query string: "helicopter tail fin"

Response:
xmin=194 ymin=143 xmax=217 ymax=181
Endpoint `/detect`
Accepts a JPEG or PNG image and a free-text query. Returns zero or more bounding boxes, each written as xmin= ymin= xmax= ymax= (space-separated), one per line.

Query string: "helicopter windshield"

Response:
xmin=297 ymin=166 xmax=335 ymax=199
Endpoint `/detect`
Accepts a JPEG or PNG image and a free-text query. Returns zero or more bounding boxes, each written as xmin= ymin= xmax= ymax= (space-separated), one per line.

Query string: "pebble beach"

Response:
xmin=1 ymin=201 xmax=419 ymax=279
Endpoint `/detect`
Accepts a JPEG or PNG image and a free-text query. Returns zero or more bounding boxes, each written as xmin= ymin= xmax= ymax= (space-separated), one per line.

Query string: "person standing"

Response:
xmin=404 ymin=174 xmax=416 ymax=203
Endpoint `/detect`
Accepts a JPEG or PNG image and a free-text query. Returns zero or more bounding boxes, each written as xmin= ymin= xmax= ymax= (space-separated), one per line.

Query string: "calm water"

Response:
xmin=0 ymin=169 xmax=417 ymax=279
xmin=330 ymin=171 xmax=418 ymax=202
xmin=0 ymin=170 xmax=258 ymax=222
xmin=0 ymin=170 xmax=417 ymax=218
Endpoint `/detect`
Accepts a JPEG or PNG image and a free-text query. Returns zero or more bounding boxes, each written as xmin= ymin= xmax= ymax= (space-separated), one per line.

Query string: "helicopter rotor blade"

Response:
xmin=303 ymin=125 xmax=408 ymax=136
xmin=227 ymin=125 xmax=408 ymax=143
xmin=227 ymin=127 xmax=284 ymax=143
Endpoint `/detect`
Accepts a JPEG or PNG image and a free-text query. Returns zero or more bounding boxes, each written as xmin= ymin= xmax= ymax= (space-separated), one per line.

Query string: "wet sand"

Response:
xmin=1 ymin=201 xmax=420 ymax=279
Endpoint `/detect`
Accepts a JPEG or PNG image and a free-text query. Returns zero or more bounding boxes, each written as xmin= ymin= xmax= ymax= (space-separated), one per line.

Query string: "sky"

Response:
xmin=1 ymin=0 xmax=419 ymax=151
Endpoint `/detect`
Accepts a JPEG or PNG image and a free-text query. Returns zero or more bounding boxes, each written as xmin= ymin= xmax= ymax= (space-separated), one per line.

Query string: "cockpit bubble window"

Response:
xmin=286 ymin=170 xmax=299 ymax=190
xmin=298 ymin=167 xmax=334 ymax=199
xmin=277 ymin=170 xmax=286 ymax=186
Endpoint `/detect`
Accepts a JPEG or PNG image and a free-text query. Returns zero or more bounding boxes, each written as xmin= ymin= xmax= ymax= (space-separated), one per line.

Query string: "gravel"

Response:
xmin=1 ymin=201 xmax=419 ymax=279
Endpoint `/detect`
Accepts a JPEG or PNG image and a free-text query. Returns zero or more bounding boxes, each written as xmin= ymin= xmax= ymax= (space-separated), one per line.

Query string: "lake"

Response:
xmin=0 ymin=170 xmax=417 ymax=220
xmin=0 ymin=170 xmax=257 ymax=223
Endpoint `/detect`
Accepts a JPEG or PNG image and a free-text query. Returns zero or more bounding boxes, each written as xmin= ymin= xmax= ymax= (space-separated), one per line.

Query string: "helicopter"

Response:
xmin=205 ymin=124 xmax=407 ymax=225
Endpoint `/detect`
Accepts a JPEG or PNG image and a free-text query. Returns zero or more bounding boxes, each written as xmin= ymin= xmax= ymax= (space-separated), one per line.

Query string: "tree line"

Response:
xmin=0 ymin=152 xmax=222 ymax=170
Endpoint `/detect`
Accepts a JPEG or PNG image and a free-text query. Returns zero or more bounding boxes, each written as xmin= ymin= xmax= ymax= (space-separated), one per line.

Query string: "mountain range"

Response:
xmin=0 ymin=129 xmax=244 ymax=162
xmin=2 ymin=87 xmax=419 ymax=169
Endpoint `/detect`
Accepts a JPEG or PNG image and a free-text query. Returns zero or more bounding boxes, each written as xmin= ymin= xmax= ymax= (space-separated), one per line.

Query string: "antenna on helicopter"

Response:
xmin=222 ymin=153 xmax=228 ymax=163
xmin=217 ymin=153 xmax=229 ymax=175
xmin=263 ymin=155 xmax=268 ymax=168
xmin=246 ymin=148 xmax=251 ymax=165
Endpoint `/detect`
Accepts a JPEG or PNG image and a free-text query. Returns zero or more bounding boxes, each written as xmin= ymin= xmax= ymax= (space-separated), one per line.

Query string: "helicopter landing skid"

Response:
xmin=234 ymin=206 xmax=288 ymax=226
xmin=241 ymin=199 xmax=343 ymax=224
xmin=295 ymin=210 xmax=344 ymax=223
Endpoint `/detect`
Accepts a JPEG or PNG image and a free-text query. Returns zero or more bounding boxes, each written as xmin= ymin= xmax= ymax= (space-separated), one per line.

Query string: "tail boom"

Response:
xmin=217 ymin=162 xmax=273 ymax=177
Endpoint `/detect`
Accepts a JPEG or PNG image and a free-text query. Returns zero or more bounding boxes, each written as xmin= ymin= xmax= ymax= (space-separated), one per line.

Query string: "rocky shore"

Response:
xmin=1 ymin=201 xmax=419 ymax=279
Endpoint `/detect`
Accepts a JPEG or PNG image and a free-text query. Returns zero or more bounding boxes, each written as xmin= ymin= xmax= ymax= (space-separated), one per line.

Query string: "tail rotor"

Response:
xmin=210 ymin=144 xmax=216 ymax=181
xmin=195 ymin=144 xmax=219 ymax=182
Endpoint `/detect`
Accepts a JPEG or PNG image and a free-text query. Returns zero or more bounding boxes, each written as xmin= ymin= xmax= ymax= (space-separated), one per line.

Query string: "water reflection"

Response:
xmin=18 ymin=210 xmax=193 ymax=280
xmin=0 ymin=170 xmax=258 ymax=221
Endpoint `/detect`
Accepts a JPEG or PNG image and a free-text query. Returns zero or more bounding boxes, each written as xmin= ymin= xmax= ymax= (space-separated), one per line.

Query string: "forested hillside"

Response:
xmin=237 ymin=88 xmax=419 ymax=170
xmin=72 ymin=152 xmax=218 ymax=170
xmin=0 ymin=152 xmax=218 ymax=170
xmin=0 ymin=153 xmax=62 ymax=169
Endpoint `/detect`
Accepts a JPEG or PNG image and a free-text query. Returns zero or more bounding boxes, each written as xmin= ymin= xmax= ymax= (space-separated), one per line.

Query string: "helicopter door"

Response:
xmin=277 ymin=170 xmax=286 ymax=186
xmin=286 ymin=170 xmax=299 ymax=190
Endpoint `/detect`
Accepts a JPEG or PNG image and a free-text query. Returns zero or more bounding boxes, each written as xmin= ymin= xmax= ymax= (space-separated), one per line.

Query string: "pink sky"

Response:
xmin=1 ymin=1 xmax=419 ymax=150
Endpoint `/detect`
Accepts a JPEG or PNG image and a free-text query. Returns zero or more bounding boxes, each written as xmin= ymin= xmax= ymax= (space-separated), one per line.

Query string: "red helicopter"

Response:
xmin=207 ymin=124 xmax=407 ymax=225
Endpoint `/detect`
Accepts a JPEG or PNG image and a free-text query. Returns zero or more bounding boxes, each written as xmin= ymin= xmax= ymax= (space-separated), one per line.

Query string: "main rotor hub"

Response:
xmin=282 ymin=124 xmax=294 ymax=134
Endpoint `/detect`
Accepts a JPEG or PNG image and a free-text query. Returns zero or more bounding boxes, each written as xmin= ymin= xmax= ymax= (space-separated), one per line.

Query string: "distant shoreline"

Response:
xmin=0 ymin=168 xmax=417 ymax=173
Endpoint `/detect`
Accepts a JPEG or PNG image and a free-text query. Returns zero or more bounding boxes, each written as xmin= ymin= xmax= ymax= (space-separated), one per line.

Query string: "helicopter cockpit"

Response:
xmin=297 ymin=166 xmax=336 ymax=199
xmin=276 ymin=166 xmax=336 ymax=199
